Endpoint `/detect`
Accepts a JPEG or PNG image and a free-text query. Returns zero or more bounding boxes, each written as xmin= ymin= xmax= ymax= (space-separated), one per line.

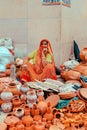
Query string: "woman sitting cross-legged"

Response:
xmin=20 ymin=39 xmax=57 ymax=82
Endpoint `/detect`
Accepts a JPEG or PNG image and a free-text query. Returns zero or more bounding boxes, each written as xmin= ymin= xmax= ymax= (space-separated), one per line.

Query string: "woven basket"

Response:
xmin=80 ymin=79 xmax=87 ymax=88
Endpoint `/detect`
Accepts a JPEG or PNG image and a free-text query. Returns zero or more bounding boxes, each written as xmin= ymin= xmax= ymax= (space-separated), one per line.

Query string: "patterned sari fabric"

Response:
xmin=20 ymin=39 xmax=57 ymax=82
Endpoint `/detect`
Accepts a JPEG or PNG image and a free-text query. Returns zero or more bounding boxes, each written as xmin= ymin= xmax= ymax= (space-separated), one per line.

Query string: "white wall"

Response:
xmin=0 ymin=0 xmax=87 ymax=66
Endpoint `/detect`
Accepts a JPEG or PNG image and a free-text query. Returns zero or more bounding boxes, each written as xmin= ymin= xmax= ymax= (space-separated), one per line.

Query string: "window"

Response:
xmin=42 ymin=0 xmax=71 ymax=7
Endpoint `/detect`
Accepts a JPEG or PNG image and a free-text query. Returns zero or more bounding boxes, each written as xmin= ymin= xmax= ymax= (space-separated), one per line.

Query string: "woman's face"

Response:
xmin=42 ymin=47 xmax=48 ymax=55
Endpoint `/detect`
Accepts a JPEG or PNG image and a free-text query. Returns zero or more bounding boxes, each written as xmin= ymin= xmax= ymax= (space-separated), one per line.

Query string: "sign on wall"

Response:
xmin=42 ymin=0 xmax=71 ymax=7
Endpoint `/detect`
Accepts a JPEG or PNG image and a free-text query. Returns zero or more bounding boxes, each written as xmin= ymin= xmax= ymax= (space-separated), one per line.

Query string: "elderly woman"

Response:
xmin=20 ymin=39 xmax=57 ymax=82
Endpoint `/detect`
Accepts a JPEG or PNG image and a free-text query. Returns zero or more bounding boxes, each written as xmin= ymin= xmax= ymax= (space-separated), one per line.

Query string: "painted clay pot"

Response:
xmin=20 ymin=94 xmax=27 ymax=101
xmin=36 ymin=89 xmax=44 ymax=97
xmin=1 ymin=89 xmax=13 ymax=101
xmin=80 ymin=48 xmax=87 ymax=62
xmin=9 ymin=82 xmax=19 ymax=95
xmin=4 ymin=116 xmax=20 ymax=126
xmin=27 ymin=90 xmax=37 ymax=105
xmin=20 ymin=83 xmax=29 ymax=93
xmin=1 ymin=101 xmax=13 ymax=113
xmin=14 ymin=108 xmax=24 ymax=118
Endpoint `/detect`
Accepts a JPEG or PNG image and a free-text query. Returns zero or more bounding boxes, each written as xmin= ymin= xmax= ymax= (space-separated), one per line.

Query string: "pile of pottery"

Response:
xmin=0 ymin=98 xmax=87 ymax=130
xmin=0 ymin=79 xmax=45 ymax=113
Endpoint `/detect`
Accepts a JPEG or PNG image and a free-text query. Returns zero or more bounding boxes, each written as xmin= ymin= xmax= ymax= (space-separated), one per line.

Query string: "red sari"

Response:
xmin=20 ymin=39 xmax=57 ymax=82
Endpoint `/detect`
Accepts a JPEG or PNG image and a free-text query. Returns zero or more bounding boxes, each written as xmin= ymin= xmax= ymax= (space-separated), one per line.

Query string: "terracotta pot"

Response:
xmin=0 ymin=83 xmax=5 ymax=93
xmin=74 ymin=63 xmax=87 ymax=74
xmin=12 ymin=98 xmax=21 ymax=107
xmin=9 ymin=82 xmax=19 ymax=95
xmin=1 ymin=101 xmax=13 ymax=113
xmin=22 ymin=115 xmax=33 ymax=126
xmin=0 ymin=98 xmax=3 ymax=105
xmin=5 ymin=69 xmax=10 ymax=76
xmin=16 ymin=121 xmax=25 ymax=130
xmin=21 ymin=104 xmax=30 ymax=115
xmin=33 ymin=108 xmax=42 ymax=121
xmin=34 ymin=121 xmax=45 ymax=130
xmin=80 ymin=48 xmax=87 ymax=62
xmin=61 ymin=70 xmax=81 ymax=81
xmin=37 ymin=101 xmax=47 ymax=114
xmin=44 ymin=107 xmax=53 ymax=121
xmin=6 ymin=63 xmax=11 ymax=69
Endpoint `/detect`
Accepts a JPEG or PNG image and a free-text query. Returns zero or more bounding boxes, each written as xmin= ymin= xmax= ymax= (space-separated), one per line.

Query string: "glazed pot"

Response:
xmin=14 ymin=108 xmax=24 ymax=118
xmin=20 ymin=83 xmax=29 ymax=93
xmin=27 ymin=90 xmax=37 ymax=104
xmin=36 ymin=89 xmax=44 ymax=97
xmin=80 ymin=48 xmax=87 ymax=62
xmin=1 ymin=89 xmax=13 ymax=101
xmin=1 ymin=101 xmax=13 ymax=113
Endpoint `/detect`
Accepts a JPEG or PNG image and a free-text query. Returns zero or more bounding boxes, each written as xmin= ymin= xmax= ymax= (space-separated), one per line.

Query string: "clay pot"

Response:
xmin=22 ymin=115 xmax=33 ymax=126
xmin=9 ymin=82 xmax=19 ymax=95
xmin=21 ymin=104 xmax=30 ymax=115
xmin=0 ymin=83 xmax=5 ymax=93
xmin=14 ymin=108 xmax=24 ymax=118
xmin=1 ymin=89 xmax=13 ymax=101
xmin=6 ymin=63 xmax=11 ymax=69
xmin=80 ymin=48 xmax=87 ymax=62
xmin=4 ymin=115 xmax=20 ymax=126
xmin=0 ymin=98 xmax=3 ymax=105
xmin=16 ymin=121 xmax=25 ymax=130
xmin=43 ymin=107 xmax=53 ymax=121
xmin=12 ymin=97 xmax=21 ymax=107
xmin=8 ymin=123 xmax=16 ymax=130
xmin=61 ymin=70 xmax=81 ymax=81
xmin=37 ymin=101 xmax=47 ymax=115
xmin=1 ymin=101 xmax=13 ymax=113
xmin=27 ymin=90 xmax=37 ymax=108
xmin=20 ymin=83 xmax=29 ymax=93
xmin=5 ymin=69 xmax=10 ymax=76
xmin=36 ymin=89 xmax=44 ymax=97
xmin=33 ymin=108 xmax=42 ymax=121
xmin=74 ymin=63 xmax=87 ymax=74
xmin=0 ymin=122 xmax=7 ymax=130
xmin=34 ymin=121 xmax=45 ymax=130
xmin=20 ymin=94 xmax=27 ymax=101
